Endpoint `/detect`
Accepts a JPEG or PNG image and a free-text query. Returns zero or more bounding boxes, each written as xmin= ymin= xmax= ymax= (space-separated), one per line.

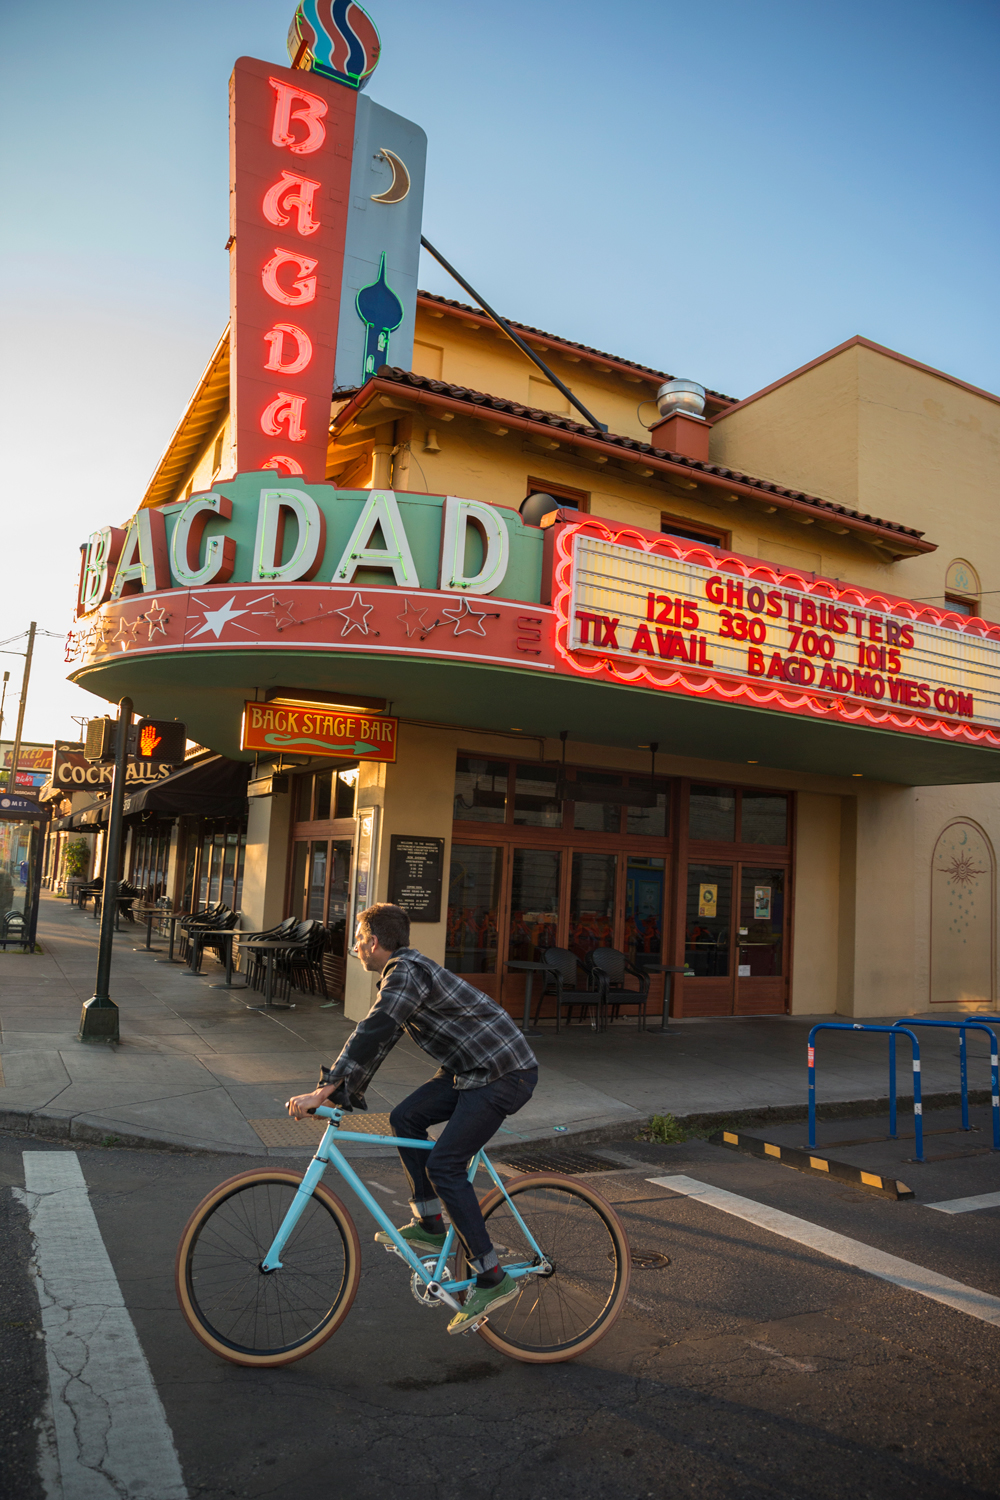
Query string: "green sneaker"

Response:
xmin=374 ymin=1220 xmax=448 ymax=1255
xmin=447 ymin=1274 xmax=519 ymax=1336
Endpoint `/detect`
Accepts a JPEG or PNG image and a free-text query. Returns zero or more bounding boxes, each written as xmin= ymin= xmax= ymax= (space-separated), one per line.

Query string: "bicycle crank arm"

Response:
xmin=425 ymin=1280 xmax=463 ymax=1313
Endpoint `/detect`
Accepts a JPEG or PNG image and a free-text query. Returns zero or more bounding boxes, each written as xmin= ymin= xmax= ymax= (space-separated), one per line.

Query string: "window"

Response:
xmin=626 ymin=779 xmax=669 ymax=838
xmin=211 ymin=432 xmax=225 ymax=474
xmin=741 ymin=792 xmax=788 ymax=845
xmin=509 ymin=849 xmax=561 ymax=962
xmin=446 ymin=845 xmax=502 ymax=973
xmin=572 ymin=772 xmax=623 ymax=832
xmin=945 ymin=595 xmax=977 ymax=617
xmin=685 ymin=864 xmax=733 ymax=977
xmin=525 ymin=477 xmax=588 ymax=511
xmin=513 ymin=764 xmax=562 ymax=828
xmin=335 ymin=768 xmax=357 ymax=818
xmin=661 ymin=513 xmax=728 ymax=549
xmin=689 ymin=785 xmax=736 ymax=842
xmin=454 ymin=758 xmax=508 ymax=823
xmin=314 ymin=770 xmax=333 ymax=821
xmin=568 ymin=852 xmax=616 ymax=960
xmin=626 ymin=857 xmax=665 ymax=966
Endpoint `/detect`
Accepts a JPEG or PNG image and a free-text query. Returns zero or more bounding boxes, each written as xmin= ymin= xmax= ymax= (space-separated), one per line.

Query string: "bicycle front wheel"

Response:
xmin=454 ymin=1173 xmax=631 ymax=1363
xmin=175 ymin=1170 xmax=361 ymax=1367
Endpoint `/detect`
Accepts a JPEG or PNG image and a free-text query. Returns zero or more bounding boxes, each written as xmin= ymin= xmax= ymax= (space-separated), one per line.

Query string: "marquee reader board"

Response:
xmin=551 ymin=516 xmax=1000 ymax=748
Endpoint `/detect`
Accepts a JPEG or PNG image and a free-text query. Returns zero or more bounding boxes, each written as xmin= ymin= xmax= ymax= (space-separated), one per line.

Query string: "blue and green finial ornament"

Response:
xmin=287 ymin=0 xmax=381 ymax=90
xmin=356 ymin=253 xmax=403 ymax=380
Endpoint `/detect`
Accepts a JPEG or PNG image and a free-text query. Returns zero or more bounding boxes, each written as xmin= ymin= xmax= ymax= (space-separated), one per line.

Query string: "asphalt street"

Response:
xmin=3 ymin=1125 xmax=1000 ymax=1500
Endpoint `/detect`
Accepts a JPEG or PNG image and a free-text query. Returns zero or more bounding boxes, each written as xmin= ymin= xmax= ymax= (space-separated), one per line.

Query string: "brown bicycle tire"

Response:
xmin=175 ymin=1169 xmax=361 ymax=1367
xmin=454 ymin=1172 xmax=631 ymax=1364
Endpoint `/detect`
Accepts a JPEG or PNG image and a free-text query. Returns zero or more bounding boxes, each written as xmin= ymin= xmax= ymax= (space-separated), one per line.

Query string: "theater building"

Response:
xmin=64 ymin=17 xmax=1000 ymax=1026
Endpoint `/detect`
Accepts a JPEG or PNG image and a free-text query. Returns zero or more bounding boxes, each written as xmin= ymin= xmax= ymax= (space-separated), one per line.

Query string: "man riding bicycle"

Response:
xmin=288 ymin=902 xmax=538 ymax=1334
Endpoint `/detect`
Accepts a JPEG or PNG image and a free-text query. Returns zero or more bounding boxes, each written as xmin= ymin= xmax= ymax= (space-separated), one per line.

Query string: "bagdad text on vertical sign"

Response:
xmin=387 ymin=835 xmax=445 ymax=922
xmin=229 ymin=57 xmax=359 ymax=480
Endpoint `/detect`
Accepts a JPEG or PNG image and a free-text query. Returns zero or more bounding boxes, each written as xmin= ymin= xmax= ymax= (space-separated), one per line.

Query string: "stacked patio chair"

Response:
xmin=532 ymin=947 xmax=605 ymax=1032
xmin=280 ymin=923 xmax=331 ymax=1000
xmin=240 ymin=916 xmax=299 ymax=993
xmin=177 ymin=902 xmax=228 ymax=963
xmin=586 ymin=947 xmax=652 ymax=1030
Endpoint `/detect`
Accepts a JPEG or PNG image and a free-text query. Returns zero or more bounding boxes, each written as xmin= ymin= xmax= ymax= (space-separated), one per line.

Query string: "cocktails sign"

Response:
xmin=241 ymin=701 xmax=397 ymax=761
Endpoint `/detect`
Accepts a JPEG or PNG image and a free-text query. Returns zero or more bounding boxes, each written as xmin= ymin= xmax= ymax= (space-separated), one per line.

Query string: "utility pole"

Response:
xmin=0 ymin=671 xmax=9 ymax=742
xmin=6 ymin=621 xmax=36 ymax=793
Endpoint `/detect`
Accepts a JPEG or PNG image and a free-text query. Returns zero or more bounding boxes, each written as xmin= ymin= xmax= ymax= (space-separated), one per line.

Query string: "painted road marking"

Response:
xmin=15 ymin=1152 xmax=188 ymax=1499
xmin=925 ymin=1190 xmax=1000 ymax=1215
xmin=648 ymin=1174 xmax=1000 ymax=1329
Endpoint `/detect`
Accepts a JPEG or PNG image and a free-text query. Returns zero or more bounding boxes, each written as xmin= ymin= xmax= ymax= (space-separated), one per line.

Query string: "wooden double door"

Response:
xmin=682 ymin=860 xmax=790 ymax=1016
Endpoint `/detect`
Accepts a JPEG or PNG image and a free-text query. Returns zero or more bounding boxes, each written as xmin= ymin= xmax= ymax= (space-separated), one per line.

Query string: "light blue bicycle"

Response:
xmin=176 ymin=1105 xmax=631 ymax=1367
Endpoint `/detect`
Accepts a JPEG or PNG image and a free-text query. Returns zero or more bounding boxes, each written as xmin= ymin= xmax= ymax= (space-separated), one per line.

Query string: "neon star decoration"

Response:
xmin=396 ymin=599 xmax=429 ymax=638
xmin=189 ymin=597 xmax=251 ymax=639
xmin=142 ymin=601 xmax=169 ymax=640
xmin=440 ymin=598 xmax=498 ymax=637
xmin=113 ymin=617 xmax=140 ymax=650
xmin=335 ymin=592 xmax=376 ymax=636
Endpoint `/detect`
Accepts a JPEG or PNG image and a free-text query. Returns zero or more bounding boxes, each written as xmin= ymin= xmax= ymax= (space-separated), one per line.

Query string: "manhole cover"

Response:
xmin=629 ymin=1250 xmax=671 ymax=1269
xmin=496 ymin=1150 xmax=618 ymax=1175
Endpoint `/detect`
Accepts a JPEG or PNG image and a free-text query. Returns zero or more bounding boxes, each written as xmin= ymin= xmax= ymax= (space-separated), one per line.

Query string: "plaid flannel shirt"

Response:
xmin=322 ymin=948 xmax=537 ymax=1101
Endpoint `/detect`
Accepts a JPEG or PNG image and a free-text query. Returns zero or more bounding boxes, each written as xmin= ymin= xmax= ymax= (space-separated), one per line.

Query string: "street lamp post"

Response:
xmin=79 ymin=697 xmax=133 ymax=1044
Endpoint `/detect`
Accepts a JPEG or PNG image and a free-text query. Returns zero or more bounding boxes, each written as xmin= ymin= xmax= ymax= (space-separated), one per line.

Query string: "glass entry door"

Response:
xmin=684 ymin=861 xmax=788 ymax=1015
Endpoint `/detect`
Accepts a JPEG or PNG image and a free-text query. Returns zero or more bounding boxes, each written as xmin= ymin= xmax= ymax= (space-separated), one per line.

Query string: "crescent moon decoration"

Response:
xmin=370 ymin=149 xmax=410 ymax=204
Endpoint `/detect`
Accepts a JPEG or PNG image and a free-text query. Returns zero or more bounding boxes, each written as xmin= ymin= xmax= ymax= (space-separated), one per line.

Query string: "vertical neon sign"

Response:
xmin=229 ymin=57 xmax=359 ymax=480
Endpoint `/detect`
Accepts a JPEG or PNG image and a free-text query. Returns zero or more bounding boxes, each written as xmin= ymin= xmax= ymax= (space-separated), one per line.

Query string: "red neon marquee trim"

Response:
xmin=551 ymin=517 xmax=1000 ymax=750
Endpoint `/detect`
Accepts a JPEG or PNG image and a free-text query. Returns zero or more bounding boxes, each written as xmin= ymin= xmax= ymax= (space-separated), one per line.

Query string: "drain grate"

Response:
xmin=496 ymin=1149 xmax=618 ymax=1175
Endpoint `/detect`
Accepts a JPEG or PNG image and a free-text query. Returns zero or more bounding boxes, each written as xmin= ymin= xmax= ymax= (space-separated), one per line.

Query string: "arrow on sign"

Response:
xmin=263 ymin=733 xmax=387 ymax=757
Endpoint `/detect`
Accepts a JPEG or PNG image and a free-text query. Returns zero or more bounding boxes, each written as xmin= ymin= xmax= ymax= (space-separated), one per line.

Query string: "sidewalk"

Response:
xmin=0 ymin=893 xmax=994 ymax=1157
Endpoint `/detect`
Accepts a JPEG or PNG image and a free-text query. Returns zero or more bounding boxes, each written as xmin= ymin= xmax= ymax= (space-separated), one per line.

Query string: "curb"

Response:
xmin=710 ymin=1128 xmax=914 ymax=1200
xmin=0 ymin=1088 xmax=991 ymax=1161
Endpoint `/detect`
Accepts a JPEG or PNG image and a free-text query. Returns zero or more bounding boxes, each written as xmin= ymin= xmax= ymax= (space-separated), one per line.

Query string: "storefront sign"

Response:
xmin=241 ymin=701 xmax=397 ymax=760
xmin=552 ymin=517 xmax=1000 ymax=747
xmin=387 ymin=835 xmax=444 ymax=922
xmin=2 ymin=744 xmax=52 ymax=772
xmin=52 ymin=743 xmax=175 ymax=789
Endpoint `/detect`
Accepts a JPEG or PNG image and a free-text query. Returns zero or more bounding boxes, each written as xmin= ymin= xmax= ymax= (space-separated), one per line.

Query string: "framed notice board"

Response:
xmin=387 ymin=835 xmax=445 ymax=922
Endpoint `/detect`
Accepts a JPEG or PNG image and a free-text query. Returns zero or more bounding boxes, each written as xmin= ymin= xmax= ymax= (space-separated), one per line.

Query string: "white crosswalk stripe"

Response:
xmin=925 ymin=1190 xmax=1000 ymax=1215
xmin=15 ymin=1151 xmax=187 ymax=1500
xmin=648 ymin=1174 xmax=1000 ymax=1328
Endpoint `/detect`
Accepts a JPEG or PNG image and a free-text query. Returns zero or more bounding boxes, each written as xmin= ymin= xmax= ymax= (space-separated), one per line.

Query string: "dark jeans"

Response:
xmin=390 ymin=1066 xmax=538 ymax=1265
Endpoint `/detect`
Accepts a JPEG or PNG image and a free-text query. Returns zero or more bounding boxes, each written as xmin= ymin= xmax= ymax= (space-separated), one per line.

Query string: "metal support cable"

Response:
xmin=419 ymin=236 xmax=608 ymax=433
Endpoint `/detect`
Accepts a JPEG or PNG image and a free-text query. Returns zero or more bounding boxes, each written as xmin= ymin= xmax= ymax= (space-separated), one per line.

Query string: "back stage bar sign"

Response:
xmin=241 ymin=702 xmax=397 ymax=760
xmin=565 ymin=531 xmax=1000 ymax=728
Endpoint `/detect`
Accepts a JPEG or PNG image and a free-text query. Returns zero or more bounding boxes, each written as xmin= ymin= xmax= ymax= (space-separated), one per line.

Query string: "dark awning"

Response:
xmin=121 ymin=756 xmax=249 ymax=818
xmin=52 ymin=757 xmax=249 ymax=830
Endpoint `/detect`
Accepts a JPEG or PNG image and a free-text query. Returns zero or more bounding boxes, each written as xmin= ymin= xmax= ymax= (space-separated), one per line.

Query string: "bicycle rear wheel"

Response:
xmin=454 ymin=1172 xmax=631 ymax=1363
xmin=175 ymin=1170 xmax=361 ymax=1367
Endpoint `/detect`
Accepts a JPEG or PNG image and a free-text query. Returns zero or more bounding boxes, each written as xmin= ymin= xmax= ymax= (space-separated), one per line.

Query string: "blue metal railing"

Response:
xmin=808 ymin=1022 xmax=924 ymax=1161
xmin=890 ymin=1018 xmax=999 ymax=1150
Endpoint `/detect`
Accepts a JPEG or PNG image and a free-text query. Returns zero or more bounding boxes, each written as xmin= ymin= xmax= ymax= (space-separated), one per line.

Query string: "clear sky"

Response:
xmin=1 ymin=0 xmax=997 ymax=745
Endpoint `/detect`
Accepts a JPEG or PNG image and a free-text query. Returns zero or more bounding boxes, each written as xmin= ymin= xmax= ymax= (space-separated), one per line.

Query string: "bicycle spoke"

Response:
xmin=185 ymin=1180 xmax=352 ymax=1356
